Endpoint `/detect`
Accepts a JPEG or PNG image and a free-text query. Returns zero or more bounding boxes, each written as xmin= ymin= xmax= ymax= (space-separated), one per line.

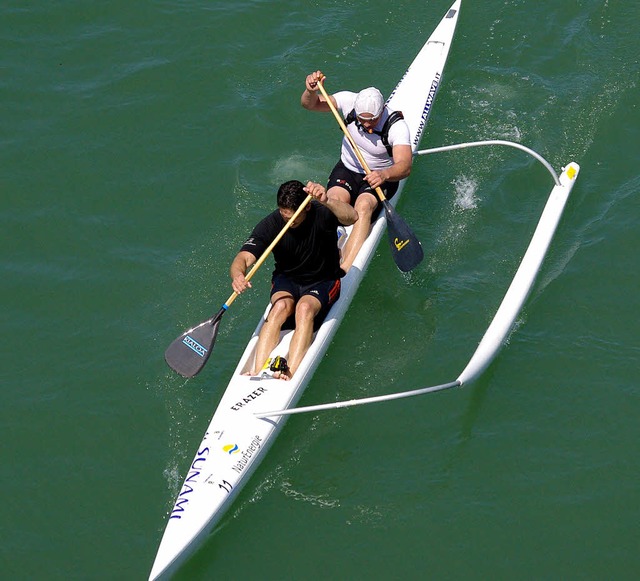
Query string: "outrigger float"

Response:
xmin=151 ymin=0 xmax=580 ymax=577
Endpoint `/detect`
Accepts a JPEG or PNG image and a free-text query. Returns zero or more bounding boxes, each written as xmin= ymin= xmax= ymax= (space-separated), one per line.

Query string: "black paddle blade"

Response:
xmin=382 ymin=200 xmax=424 ymax=272
xmin=165 ymin=309 xmax=225 ymax=378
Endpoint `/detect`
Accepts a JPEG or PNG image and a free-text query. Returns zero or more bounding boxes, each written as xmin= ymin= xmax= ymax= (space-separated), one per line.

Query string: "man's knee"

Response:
xmin=354 ymin=194 xmax=377 ymax=215
xmin=327 ymin=186 xmax=350 ymax=204
xmin=295 ymin=299 xmax=320 ymax=324
xmin=269 ymin=296 xmax=295 ymax=321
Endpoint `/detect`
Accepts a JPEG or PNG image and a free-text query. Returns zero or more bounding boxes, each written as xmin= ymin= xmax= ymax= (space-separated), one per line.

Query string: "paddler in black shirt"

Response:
xmin=230 ymin=180 xmax=358 ymax=380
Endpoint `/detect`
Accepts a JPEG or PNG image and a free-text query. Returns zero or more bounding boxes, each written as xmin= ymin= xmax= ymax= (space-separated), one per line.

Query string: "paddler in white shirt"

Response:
xmin=301 ymin=70 xmax=413 ymax=272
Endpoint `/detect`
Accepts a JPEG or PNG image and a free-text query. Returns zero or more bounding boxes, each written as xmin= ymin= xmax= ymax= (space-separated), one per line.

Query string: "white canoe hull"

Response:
xmin=150 ymin=2 xmax=461 ymax=579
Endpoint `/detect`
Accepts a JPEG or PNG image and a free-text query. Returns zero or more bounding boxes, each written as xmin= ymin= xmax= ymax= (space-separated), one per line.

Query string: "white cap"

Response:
xmin=354 ymin=87 xmax=384 ymax=118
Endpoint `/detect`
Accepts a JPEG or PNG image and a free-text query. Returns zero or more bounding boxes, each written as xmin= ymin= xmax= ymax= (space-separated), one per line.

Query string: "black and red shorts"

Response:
xmin=271 ymin=274 xmax=341 ymax=331
xmin=327 ymin=160 xmax=399 ymax=218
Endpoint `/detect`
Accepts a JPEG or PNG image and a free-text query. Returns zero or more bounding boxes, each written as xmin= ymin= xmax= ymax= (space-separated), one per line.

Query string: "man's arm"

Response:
xmin=304 ymin=181 xmax=358 ymax=226
xmin=365 ymin=144 xmax=413 ymax=189
xmin=301 ymin=70 xmax=334 ymax=112
xmin=230 ymin=250 xmax=257 ymax=295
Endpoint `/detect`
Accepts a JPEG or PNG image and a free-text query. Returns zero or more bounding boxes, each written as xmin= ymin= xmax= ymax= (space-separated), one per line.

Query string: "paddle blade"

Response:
xmin=382 ymin=200 xmax=424 ymax=272
xmin=165 ymin=310 xmax=225 ymax=378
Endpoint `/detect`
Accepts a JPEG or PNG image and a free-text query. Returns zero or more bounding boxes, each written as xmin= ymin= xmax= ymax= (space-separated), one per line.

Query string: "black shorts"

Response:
xmin=327 ymin=160 xmax=399 ymax=218
xmin=271 ymin=274 xmax=341 ymax=331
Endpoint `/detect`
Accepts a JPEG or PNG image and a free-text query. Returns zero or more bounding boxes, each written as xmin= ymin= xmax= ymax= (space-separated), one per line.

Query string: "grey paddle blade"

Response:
xmin=382 ymin=200 xmax=424 ymax=272
xmin=165 ymin=309 xmax=225 ymax=378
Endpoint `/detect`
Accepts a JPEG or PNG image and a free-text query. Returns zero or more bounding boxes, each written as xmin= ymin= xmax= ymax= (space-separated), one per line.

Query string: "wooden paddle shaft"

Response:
xmin=224 ymin=194 xmax=313 ymax=309
xmin=316 ymin=81 xmax=388 ymax=203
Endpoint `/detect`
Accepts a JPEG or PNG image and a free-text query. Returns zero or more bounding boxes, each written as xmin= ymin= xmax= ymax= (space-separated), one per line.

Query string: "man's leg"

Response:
xmin=251 ymin=292 xmax=294 ymax=375
xmin=327 ymin=185 xmax=356 ymax=269
xmin=339 ymin=192 xmax=378 ymax=272
xmin=274 ymin=294 xmax=322 ymax=380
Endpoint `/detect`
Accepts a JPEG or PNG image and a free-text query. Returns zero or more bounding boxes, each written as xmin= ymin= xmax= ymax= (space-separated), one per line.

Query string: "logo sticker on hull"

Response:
xmin=230 ymin=386 xmax=268 ymax=411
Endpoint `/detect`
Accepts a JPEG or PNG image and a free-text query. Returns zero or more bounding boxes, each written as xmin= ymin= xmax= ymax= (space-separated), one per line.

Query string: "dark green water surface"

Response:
xmin=2 ymin=1 xmax=638 ymax=579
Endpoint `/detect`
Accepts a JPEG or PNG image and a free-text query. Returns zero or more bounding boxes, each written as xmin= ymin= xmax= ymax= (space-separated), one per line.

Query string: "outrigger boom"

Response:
xmin=257 ymin=145 xmax=580 ymax=418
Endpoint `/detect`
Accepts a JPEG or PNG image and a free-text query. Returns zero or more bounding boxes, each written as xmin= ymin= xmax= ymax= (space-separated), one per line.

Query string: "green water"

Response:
xmin=2 ymin=1 xmax=639 ymax=579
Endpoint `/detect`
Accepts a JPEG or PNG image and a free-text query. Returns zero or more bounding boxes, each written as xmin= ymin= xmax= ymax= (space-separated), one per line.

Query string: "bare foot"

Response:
xmin=272 ymin=370 xmax=292 ymax=381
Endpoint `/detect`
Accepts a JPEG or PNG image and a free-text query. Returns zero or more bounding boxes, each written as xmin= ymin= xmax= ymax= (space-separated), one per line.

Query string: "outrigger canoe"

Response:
xmin=150 ymin=2 xmax=462 ymax=578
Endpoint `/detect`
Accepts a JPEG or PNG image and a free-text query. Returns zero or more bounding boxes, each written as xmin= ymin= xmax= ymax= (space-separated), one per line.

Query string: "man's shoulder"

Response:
xmin=310 ymin=200 xmax=328 ymax=217
xmin=252 ymin=209 xmax=282 ymax=235
xmin=386 ymin=111 xmax=411 ymax=145
xmin=259 ymin=208 xmax=282 ymax=224
xmin=333 ymin=91 xmax=358 ymax=113
xmin=310 ymin=201 xmax=338 ymax=223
